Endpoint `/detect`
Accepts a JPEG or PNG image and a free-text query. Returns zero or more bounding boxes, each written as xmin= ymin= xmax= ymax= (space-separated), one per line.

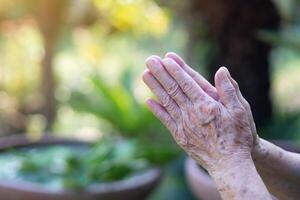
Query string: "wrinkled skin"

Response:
xmin=142 ymin=53 xmax=300 ymax=200
xmin=142 ymin=54 xmax=254 ymax=172
xmin=142 ymin=53 xmax=276 ymax=200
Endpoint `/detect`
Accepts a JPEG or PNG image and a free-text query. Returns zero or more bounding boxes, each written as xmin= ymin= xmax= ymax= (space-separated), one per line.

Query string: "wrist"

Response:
xmin=252 ymin=138 xmax=273 ymax=163
xmin=209 ymin=157 xmax=271 ymax=200
xmin=252 ymin=138 xmax=263 ymax=161
xmin=251 ymin=138 xmax=290 ymax=170
xmin=208 ymin=151 xmax=252 ymax=178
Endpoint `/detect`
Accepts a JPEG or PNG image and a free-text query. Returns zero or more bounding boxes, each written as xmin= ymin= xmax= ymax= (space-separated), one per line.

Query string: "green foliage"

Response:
xmin=59 ymin=138 xmax=150 ymax=188
xmin=70 ymin=69 xmax=162 ymax=137
xmin=0 ymin=138 xmax=170 ymax=189
xmin=260 ymin=112 xmax=300 ymax=140
xmin=68 ymin=69 xmax=180 ymax=166
xmin=258 ymin=1 xmax=300 ymax=53
xmin=257 ymin=28 xmax=300 ymax=53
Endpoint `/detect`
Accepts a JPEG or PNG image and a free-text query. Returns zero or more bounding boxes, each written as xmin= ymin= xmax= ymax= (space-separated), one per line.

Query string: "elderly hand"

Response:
xmin=143 ymin=53 xmax=255 ymax=173
xmin=142 ymin=53 xmax=273 ymax=200
xmin=165 ymin=53 xmax=260 ymax=148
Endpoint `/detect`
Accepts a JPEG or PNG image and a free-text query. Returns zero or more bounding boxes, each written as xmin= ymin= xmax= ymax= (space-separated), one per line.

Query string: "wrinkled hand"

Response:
xmin=165 ymin=53 xmax=259 ymax=147
xmin=142 ymin=53 xmax=256 ymax=172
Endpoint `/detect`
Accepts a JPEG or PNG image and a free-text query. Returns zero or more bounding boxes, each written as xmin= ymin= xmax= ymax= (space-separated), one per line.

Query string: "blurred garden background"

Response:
xmin=0 ymin=0 xmax=300 ymax=199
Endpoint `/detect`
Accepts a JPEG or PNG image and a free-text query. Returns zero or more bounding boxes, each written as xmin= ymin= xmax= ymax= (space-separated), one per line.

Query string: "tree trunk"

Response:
xmin=35 ymin=0 xmax=66 ymax=130
xmin=185 ymin=0 xmax=280 ymax=128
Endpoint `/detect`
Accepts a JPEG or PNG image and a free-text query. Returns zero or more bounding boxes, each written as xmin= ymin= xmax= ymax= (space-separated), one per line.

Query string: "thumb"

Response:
xmin=214 ymin=67 xmax=241 ymax=109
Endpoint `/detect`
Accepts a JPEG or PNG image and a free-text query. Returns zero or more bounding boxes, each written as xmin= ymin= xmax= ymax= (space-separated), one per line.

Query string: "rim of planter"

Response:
xmin=0 ymin=134 xmax=162 ymax=195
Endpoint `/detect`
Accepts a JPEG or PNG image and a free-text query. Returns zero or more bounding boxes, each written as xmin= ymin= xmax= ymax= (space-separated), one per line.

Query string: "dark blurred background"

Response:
xmin=0 ymin=0 xmax=300 ymax=199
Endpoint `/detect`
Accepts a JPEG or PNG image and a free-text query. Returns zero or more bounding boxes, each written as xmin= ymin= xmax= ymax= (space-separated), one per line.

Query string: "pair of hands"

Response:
xmin=143 ymin=52 xmax=258 ymax=173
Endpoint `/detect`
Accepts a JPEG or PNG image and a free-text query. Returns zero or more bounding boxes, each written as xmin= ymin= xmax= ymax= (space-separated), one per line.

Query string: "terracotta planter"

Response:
xmin=0 ymin=135 xmax=162 ymax=200
xmin=184 ymin=140 xmax=300 ymax=200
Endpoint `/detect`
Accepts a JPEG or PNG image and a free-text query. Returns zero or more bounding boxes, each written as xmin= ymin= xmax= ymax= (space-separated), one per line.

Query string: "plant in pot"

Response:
xmin=0 ymin=69 xmax=179 ymax=200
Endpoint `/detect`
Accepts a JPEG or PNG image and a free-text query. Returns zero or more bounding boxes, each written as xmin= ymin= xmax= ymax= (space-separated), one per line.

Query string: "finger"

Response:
xmin=165 ymin=52 xmax=219 ymax=100
xmin=226 ymin=70 xmax=249 ymax=109
xmin=165 ymin=52 xmax=185 ymax=67
xmin=225 ymin=70 xmax=257 ymax=135
xmin=146 ymin=99 xmax=187 ymax=146
xmin=145 ymin=56 xmax=188 ymax=106
xmin=214 ymin=67 xmax=242 ymax=110
xmin=142 ymin=69 xmax=181 ymax=121
xmin=162 ymin=57 xmax=214 ymax=104
xmin=146 ymin=99 xmax=177 ymax=134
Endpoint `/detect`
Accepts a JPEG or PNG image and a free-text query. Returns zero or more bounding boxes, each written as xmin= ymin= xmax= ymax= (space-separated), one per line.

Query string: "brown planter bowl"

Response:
xmin=185 ymin=140 xmax=300 ymax=200
xmin=0 ymin=135 xmax=162 ymax=200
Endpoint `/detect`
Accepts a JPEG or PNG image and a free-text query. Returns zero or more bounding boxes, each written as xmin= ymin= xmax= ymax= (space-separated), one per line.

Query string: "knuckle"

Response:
xmin=150 ymin=81 xmax=160 ymax=90
xmin=224 ymin=85 xmax=236 ymax=96
xmin=191 ymin=93 xmax=203 ymax=103
xmin=161 ymin=94 xmax=172 ymax=108
xmin=151 ymin=66 xmax=161 ymax=75
xmin=176 ymin=132 xmax=187 ymax=145
xmin=175 ymin=130 xmax=188 ymax=146
xmin=172 ymin=109 xmax=181 ymax=121
xmin=177 ymin=138 xmax=188 ymax=146
xmin=161 ymin=95 xmax=181 ymax=120
xmin=165 ymin=119 xmax=174 ymax=130
xmin=210 ymin=103 xmax=219 ymax=114
xmin=172 ymin=67 xmax=181 ymax=75
xmin=181 ymin=79 xmax=194 ymax=93
xmin=200 ymin=101 xmax=218 ymax=115
xmin=167 ymin=82 xmax=181 ymax=98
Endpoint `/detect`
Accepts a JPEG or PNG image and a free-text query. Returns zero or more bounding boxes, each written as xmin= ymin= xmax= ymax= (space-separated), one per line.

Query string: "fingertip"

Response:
xmin=221 ymin=66 xmax=233 ymax=79
xmin=214 ymin=67 xmax=221 ymax=85
xmin=145 ymin=98 xmax=152 ymax=106
xmin=146 ymin=98 xmax=157 ymax=111
xmin=215 ymin=66 xmax=228 ymax=75
xmin=214 ymin=66 xmax=235 ymax=98
xmin=143 ymin=68 xmax=150 ymax=74
xmin=215 ymin=66 xmax=241 ymax=108
xmin=142 ymin=69 xmax=150 ymax=81
xmin=145 ymin=56 xmax=153 ymax=66
xmin=219 ymin=66 xmax=229 ymax=75
xmin=152 ymin=55 xmax=163 ymax=64
xmin=165 ymin=52 xmax=185 ymax=67
xmin=165 ymin=52 xmax=177 ymax=59
xmin=215 ymin=66 xmax=229 ymax=83
xmin=145 ymin=55 xmax=159 ymax=67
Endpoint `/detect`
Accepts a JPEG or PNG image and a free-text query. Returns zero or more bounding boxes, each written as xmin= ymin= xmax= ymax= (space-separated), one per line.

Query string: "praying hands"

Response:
xmin=143 ymin=53 xmax=300 ymax=200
